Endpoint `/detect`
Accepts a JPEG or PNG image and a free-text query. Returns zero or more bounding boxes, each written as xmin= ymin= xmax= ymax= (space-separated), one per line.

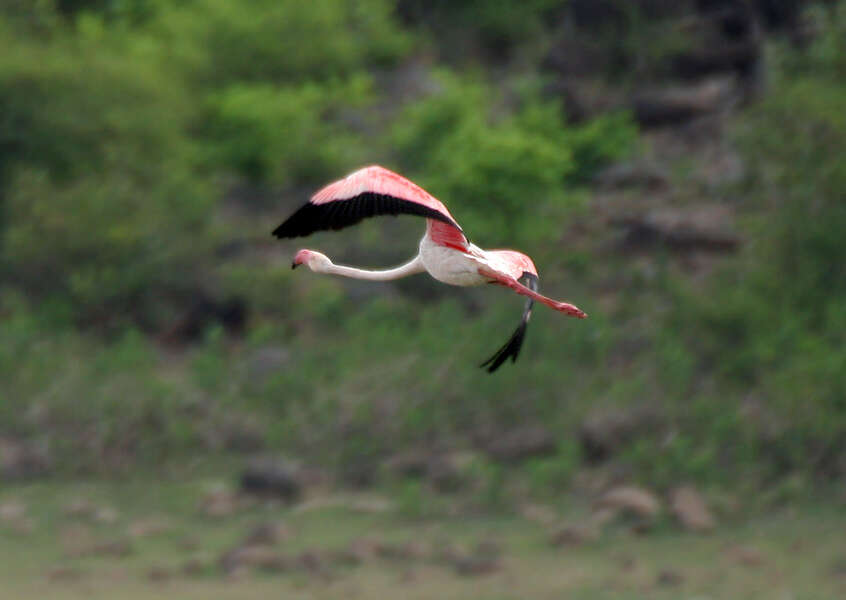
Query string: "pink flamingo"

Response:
xmin=274 ymin=165 xmax=587 ymax=372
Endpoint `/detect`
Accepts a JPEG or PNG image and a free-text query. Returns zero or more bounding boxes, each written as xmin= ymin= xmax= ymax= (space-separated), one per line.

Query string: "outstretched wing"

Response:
xmin=480 ymin=272 xmax=537 ymax=373
xmin=273 ymin=165 xmax=463 ymax=239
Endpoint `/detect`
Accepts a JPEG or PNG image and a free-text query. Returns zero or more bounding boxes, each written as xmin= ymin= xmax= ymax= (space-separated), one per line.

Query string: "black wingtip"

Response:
xmin=480 ymin=272 xmax=537 ymax=374
xmin=272 ymin=194 xmax=463 ymax=241
xmin=480 ymin=320 xmax=528 ymax=373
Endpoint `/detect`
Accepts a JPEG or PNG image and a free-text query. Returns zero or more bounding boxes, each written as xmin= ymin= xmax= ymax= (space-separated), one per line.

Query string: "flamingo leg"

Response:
xmin=477 ymin=266 xmax=587 ymax=319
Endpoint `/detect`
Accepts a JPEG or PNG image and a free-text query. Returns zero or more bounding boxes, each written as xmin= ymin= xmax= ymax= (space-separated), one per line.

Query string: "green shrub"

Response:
xmin=3 ymin=169 xmax=211 ymax=328
xmin=203 ymin=77 xmax=373 ymax=186
xmin=153 ymin=0 xmax=411 ymax=87
xmin=392 ymin=72 xmax=634 ymax=246
xmin=0 ymin=18 xmax=194 ymax=179
xmin=0 ymin=26 xmax=212 ymax=327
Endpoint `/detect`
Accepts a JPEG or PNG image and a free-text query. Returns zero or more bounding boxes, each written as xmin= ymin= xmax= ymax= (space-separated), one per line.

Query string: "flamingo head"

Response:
xmin=291 ymin=249 xmax=331 ymax=271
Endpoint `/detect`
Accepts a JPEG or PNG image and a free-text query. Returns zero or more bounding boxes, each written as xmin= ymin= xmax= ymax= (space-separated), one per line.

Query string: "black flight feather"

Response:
xmin=272 ymin=192 xmax=460 ymax=239
xmin=480 ymin=272 xmax=538 ymax=373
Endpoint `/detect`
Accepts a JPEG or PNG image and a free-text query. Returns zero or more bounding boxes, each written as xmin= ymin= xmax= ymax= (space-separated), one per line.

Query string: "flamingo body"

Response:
xmin=275 ymin=165 xmax=586 ymax=372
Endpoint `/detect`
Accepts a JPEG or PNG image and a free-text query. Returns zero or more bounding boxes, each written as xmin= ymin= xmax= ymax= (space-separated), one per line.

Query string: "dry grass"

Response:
xmin=0 ymin=480 xmax=844 ymax=600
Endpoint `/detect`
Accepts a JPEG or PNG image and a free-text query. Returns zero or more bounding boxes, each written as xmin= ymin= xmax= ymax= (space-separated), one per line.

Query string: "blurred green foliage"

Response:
xmin=155 ymin=0 xmax=411 ymax=86
xmin=0 ymin=0 xmax=844 ymax=502
xmin=0 ymin=16 xmax=211 ymax=328
xmin=393 ymin=72 xmax=634 ymax=244
xmin=203 ymin=77 xmax=373 ymax=185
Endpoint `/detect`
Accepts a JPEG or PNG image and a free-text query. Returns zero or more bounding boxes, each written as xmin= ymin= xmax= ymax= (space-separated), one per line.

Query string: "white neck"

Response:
xmin=315 ymin=254 xmax=424 ymax=281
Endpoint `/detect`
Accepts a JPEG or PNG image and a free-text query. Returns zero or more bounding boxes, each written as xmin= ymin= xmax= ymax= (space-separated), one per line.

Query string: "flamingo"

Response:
xmin=273 ymin=165 xmax=587 ymax=372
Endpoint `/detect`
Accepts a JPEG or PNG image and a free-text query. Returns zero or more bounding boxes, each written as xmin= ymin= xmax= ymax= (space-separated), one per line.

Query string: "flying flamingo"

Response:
xmin=273 ymin=165 xmax=587 ymax=372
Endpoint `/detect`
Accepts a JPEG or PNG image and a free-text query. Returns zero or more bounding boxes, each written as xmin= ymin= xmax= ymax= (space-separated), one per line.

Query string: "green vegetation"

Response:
xmin=0 ymin=0 xmax=845 ymax=509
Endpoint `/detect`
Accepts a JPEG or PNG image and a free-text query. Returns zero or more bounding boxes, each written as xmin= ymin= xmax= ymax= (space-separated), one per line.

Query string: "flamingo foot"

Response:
xmin=552 ymin=301 xmax=587 ymax=319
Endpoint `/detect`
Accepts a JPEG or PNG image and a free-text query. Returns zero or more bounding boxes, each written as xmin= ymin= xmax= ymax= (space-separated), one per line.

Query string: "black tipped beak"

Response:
xmin=291 ymin=262 xmax=299 ymax=270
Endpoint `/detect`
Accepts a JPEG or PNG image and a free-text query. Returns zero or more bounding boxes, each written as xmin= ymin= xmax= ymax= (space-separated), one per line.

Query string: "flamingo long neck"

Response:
xmin=318 ymin=254 xmax=423 ymax=281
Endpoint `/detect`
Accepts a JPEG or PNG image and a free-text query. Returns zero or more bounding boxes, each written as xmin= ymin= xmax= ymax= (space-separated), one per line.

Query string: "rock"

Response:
xmin=385 ymin=449 xmax=435 ymax=478
xmin=5 ymin=516 xmax=35 ymax=535
xmin=64 ymin=534 xmax=134 ymax=559
xmin=672 ymin=40 xmax=760 ymax=78
xmin=0 ymin=436 xmax=51 ymax=479
xmin=93 ymin=507 xmax=119 ymax=525
xmin=220 ymin=545 xmax=290 ymax=574
xmin=63 ymin=498 xmax=96 ymax=519
xmin=242 ymin=521 xmax=291 ymax=547
xmin=828 ymin=557 xmax=846 ymax=578
xmin=728 ymin=545 xmax=765 ymax=567
xmin=669 ymin=486 xmax=716 ymax=532
xmin=520 ymin=503 xmax=558 ymax=525
xmin=127 ymin=516 xmax=171 ymax=538
xmin=199 ymin=487 xmax=251 ymax=518
xmin=613 ymin=205 xmax=740 ymax=254
xmin=452 ymin=553 xmax=502 ymax=577
xmin=347 ymin=496 xmax=395 ymax=513
xmin=0 ymin=500 xmax=32 ymax=535
xmin=239 ymin=457 xmax=303 ymax=502
xmin=89 ymin=538 xmax=134 ymax=558
xmin=550 ymin=523 xmax=599 ymax=547
xmin=398 ymin=568 xmax=416 ymax=584
xmin=444 ymin=539 xmax=504 ymax=577
xmin=376 ymin=540 xmax=429 ymax=561
xmin=0 ymin=500 xmax=27 ymax=524
xmin=176 ymin=537 xmax=200 ymax=552
xmin=223 ymin=564 xmax=250 ymax=582
xmin=46 ymin=566 xmax=84 ymax=582
xmin=474 ymin=538 xmax=503 ymax=559
xmin=596 ymin=486 xmax=662 ymax=520
xmin=295 ymin=550 xmax=325 ymax=573
xmin=199 ymin=489 xmax=238 ymax=518
xmin=427 ymin=453 xmax=467 ymax=492
xmin=579 ymin=406 xmax=665 ymax=463
xmin=481 ymin=425 xmax=557 ymax=463
xmin=59 ymin=524 xmax=92 ymax=556
xmin=433 ymin=540 xmax=462 ymax=565
xmin=346 ymin=537 xmax=381 ymax=562
xmin=182 ymin=557 xmax=206 ymax=576
xmin=656 ymin=568 xmax=685 ymax=586
xmin=594 ymin=162 xmax=671 ymax=191
xmin=328 ymin=547 xmax=363 ymax=568
xmin=206 ymin=414 xmax=266 ymax=453
xmin=590 ymin=506 xmax=622 ymax=529
xmin=631 ymin=78 xmax=736 ymax=127
xmin=384 ymin=450 xmax=466 ymax=492
xmin=146 ymin=565 xmax=172 ymax=583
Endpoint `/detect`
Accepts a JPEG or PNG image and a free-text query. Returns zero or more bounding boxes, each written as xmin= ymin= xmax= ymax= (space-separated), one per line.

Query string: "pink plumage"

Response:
xmin=486 ymin=250 xmax=538 ymax=280
xmin=312 ymin=165 xmax=456 ymax=222
xmin=275 ymin=165 xmax=586 ymax=372
xmin=273 ymin=165 xmax=462 ymax=239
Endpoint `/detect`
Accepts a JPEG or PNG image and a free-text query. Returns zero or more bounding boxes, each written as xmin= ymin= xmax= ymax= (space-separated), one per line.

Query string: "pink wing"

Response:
xmin=273 ymin=165 xmax=465 ymax=240
xmin=486 ymin=250 xmax=538 ymax=280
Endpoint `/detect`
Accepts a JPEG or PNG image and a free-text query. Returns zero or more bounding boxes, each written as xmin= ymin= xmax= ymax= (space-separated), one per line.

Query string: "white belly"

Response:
xmin=419 ymin=236 xmax=487 ymax=287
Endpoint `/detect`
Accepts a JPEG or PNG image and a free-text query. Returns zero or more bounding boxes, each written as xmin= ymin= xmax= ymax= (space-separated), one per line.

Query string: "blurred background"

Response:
xmin=1 ymin=0 xmax=845 ymax=598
